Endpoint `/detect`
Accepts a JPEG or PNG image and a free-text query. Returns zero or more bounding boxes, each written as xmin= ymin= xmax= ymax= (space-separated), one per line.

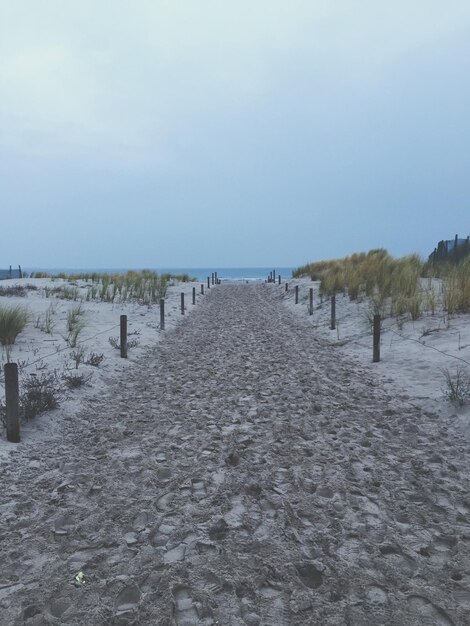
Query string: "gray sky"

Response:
xmin=1 ymin=1 xmax=469 ymax=268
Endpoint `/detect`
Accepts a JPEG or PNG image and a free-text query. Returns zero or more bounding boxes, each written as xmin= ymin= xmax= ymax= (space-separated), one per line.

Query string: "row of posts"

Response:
xmin=271 ymin=280 xmax=381 ymax=364
xmin=4 ymin=272 xmax=222 ymax=444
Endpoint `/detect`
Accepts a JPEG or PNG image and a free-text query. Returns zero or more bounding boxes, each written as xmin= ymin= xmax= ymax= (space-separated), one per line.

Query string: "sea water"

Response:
xmin=24 ymin=267 xmax=296 ymax=282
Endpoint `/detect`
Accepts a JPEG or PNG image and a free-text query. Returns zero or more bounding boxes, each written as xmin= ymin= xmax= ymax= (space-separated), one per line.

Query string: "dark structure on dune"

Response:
xmin=429 ymin=234 xmax=470 ymax=264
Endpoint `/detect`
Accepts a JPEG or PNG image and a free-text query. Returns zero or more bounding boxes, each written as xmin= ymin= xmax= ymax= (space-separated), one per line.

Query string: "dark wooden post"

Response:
xmin=273 ymin=269 xmax=276 ymax=282
xmin=309 ymin=288 xmax=313 ymax=315
xmin=295 ymin=285 xmax=299 ymax=304
xmin=5 ymin=363 xmax=20 ymax=443
xmin=201 ymin=284 xmax=204 ymax=295
xmin=120 ymin=315 xmax=127 ymax=358
xmin=285 ymin=282 xmax=288 ymax=292
xmin=160 ymin=298 xmax=165 ymax=330
xmin=215 ymin=271 xmax=218 ymax=284
xmin=211 ymin=272 xmax=215 ymax=285
xmin=19 ymin=265 xmax=23 ymax=279
xmin=330 ymin=295 xmax=336 ymax=330
xmin=181 ymin=292 xmax=185 ymax=315
xmin=192 ymin=286 xmax=196 ymax=305
xmin=207 ymin=277 xmax=210 ymax=289
xmin=373 ymin=314 xmax=381 ymax=362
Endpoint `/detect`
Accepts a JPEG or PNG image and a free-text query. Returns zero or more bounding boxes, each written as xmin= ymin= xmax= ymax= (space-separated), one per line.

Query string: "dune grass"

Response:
xmin=293 ymin=250 xmax=424 ymax=320
xmin=0 ymin=304 xmax=29 ymax=361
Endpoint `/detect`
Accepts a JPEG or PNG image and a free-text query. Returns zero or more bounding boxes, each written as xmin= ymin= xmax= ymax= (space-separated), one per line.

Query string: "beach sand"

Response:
xmin=0 ymin=281 xmax=469 ymax=625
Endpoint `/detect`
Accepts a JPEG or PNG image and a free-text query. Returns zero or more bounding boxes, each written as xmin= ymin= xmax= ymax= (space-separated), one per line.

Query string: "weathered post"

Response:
xmin=120 ymin=315 xmax=127 ymax=358
xmin=285 ymin=282 xmax=288 ymax=292
xmin=215 ymin=271 xmax=218 ymax=284
xmin=373 ymin=314 xmax=381 ymax=362
xmin=160 ymin=298 xmax=165 ymax=330
xmin=330 ymin=295 xmax=336 ymax=330
xmin=211 ymin=272 xmax=215 ymax=285
xmin=295 ymin=285 xmax=299 ymax=304
xmin=278 ymin=275 xmax=281 ymax=285
xmin=309 ymin=288 xmax=313 ymax=315
xmin=201 ymin=284 xmax=204 ymax=295
xmin=192 ymin=286 xmax=196 ymax=305
xmin=181 ymin=292 xmax=185 ymax=315
xmin=207 ymin=277 xmax=210 ymax=289
xmin=273 ymin=269 xmax=276 ymax=282
xmin=5 ymin=363 xmax=20 ymax=443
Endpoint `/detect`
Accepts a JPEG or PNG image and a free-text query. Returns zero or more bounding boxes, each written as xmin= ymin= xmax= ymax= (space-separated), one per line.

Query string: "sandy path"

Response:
xmin=1 ymin=283 xmax=469 ymax=625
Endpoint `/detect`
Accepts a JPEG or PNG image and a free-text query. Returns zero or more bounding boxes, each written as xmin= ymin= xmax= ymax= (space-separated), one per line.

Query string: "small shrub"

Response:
xmin=109 ymin=336 xmax=140 ymax=350
xmin=0 ymin=285 xmax=37 ymax=297
xmin=62 ymin=372 xmax=93 ymax=389
xmin=70 ymin=345 xmax=86 ymax=369
xmin=21 ymin=372 xmax=59 ymax=419
xmin=442 ymin=366 xmax=470 ymax=406
xmin=85 ymin=352 xmax=104 ymax=367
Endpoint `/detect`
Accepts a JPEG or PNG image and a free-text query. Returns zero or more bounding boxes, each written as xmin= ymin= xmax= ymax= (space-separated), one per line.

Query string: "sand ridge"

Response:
xmin=0 ymin=283 xmax=469 ymax=625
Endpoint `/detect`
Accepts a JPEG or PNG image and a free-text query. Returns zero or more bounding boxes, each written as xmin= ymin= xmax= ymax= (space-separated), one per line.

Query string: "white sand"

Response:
xmin=0 ymin=280 xmax=468 ymax=625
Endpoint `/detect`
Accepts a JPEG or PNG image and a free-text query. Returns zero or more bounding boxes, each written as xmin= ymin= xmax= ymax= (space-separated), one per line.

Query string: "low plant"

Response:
xmin=0 ymin=304 xmax=29 ymax=361
xmin=21 ymin=372 xmax=59 ymax=419
xmin=0 ymin=285 xmax=37 ymax=297
xmin=85 ymin=351 xmax=104 ymax=367
xmin=442 ymin=366 xmax=470 ymax=406
xmin=70 ymin=345 xmax=86 ymax=369
xmin=109 ymin=336 xmax=140 ymax=350
xmin=62 ymin=371 xmax=93 ymax=389
xmin=66 ymin=305 xmax=86 ymax=347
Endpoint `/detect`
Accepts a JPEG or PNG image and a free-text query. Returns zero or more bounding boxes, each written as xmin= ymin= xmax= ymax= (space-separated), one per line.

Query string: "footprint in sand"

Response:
xmin=115 ymin=583 xmax=141 ymax=614
xmin=407 ymin=595 xmax=455 ymax=626
xmin=173 ymin=587 xmax=199 ymax=626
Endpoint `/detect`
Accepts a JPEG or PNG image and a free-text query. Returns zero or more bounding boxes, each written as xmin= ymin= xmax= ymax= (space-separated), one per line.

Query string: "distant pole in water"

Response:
xmin=120 ymin=315 xmax=128 ymax=358
xmin=5 ymin=363 xmax=20 ymax=443
xmin=309 ymin=288 xmax=313 ymax=315
xmin=192 ymin=286 xmax=196 ymax=305
xmin=373 ymin=314 xmax=381 ymax=362
xmin=181 ymin=292 xmax=185 ymax=315
xmin=160 ymin=298 xmax=165 ymax=330
xmin=330 ymin=295 xmax=336 ymax=330
xmin=295 ymin=285 xmax=299 ymax=304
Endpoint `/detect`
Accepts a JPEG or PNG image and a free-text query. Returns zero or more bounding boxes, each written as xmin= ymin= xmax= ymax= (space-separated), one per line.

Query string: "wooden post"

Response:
xmin=181 ymin=292 xmax=185 ymax=315
xmin=5 ymin=363 xmax=20 ymax=443
xmin=120 ymin=315 xmax=127 ymax=358
xmin=285 ymin=282 xmax=288 ymax=292
xmin=273 ymin=269 xmax=276 ymax=282
xmin=278 ymin=275 xmax=281 ymax=285
xmin=295 ymin=285 xmax=299 ymax=304
xmin=215 ymin=271 xmax=218 ymax=283
xmin=201 ymin=284 xmax=204 ymax=295
xmin=309 ymin=288 xmax=313 ymax=315
xmin=207 ymin=277 xmax=210 ymax=289
xmin=330 ymin=295 xmax=336 ymax=330
xmin=211 ymin=272 xmax=215 ymax=285
xmin=192 ymin=286 xmax=196 ymax=305
xmin=160 ymin=298 xmax=165 ymax=330
xmin=373 ymin=314 xmax=381 ymax=362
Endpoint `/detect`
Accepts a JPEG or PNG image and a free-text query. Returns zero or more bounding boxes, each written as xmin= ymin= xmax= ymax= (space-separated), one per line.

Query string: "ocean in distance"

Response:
xmin=24 ymin=267 xmax=296 ymax=282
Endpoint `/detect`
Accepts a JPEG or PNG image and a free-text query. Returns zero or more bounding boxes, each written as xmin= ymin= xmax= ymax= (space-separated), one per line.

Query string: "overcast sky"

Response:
xmin=1 ymin=1 xmax=469 ymax=268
